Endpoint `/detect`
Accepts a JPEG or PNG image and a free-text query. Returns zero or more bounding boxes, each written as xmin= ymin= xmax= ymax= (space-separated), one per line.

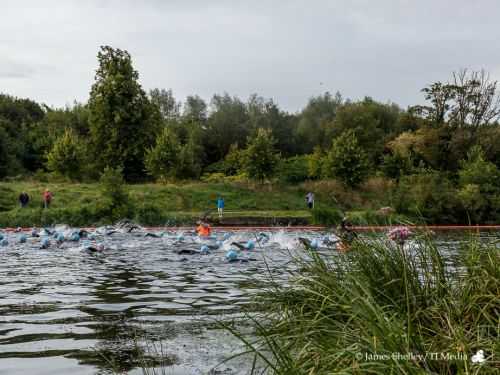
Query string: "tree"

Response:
xmin=457 ymin=146 xmax=500 ymax=222
xmin=0 ymin=126 xmax=10 ymax=178
xmin=411 ymin=69 xmax=500 ymax=130
xmin=307 ymin=146 xmax=325 ymax=179
xmin=183 ymin=95 xmax=207 ymax=124
xmin=223 ymin=143 xmax=242 ymax=175
xmin=332 ymin=98 xmax=402 ymax=165
xmin=204 ymin=93 xmax=249 ymax=164
xmin=149 ymin=88 xmax=181 ymax=121
xmin=145 ymin=127 xmax=181 ymax=181
xmin=295 ymin=91 xmax=343 ymax=153
xmin=46 ymin=128 xmax=85 ymax=180
xmin=246 ymin=94 xmax=297 ymax=156
xmin=242 ymin=128 xmax=280 ymax=182
xmin=458 ymin=146 xmax=500 ymax=194
xmin=178 ymin=139 xmax=203 ymax=179
xmin=88 ymin=46 xmax=160 ymax=181
xmin=324 ymin=130 xmax=369 ymax=187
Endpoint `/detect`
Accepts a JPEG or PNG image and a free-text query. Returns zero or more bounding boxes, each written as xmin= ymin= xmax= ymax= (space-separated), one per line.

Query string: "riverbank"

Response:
xmin=228 ymin=233 xmax=500 ymax=374
xmin=0 ymin=180 xmax=404 ymax=227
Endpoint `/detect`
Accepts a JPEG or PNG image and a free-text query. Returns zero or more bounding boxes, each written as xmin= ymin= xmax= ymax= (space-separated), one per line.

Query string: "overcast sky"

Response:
xmin=1 ymin=0 xmax=499 ymax=112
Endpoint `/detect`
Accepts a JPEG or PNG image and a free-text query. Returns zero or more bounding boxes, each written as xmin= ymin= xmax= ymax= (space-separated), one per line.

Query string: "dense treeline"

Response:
xmin=2 ymin=46 xmax=500 ymax=223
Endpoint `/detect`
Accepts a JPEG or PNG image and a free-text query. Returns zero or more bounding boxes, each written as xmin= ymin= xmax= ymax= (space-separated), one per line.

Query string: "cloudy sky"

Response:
xmin=1 ymin=0 xmax=499 ymax=112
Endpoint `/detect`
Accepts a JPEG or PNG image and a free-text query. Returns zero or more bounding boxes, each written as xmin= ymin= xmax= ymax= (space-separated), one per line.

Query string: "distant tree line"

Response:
xmin=2 ymin=46 xmax=500 ymax=222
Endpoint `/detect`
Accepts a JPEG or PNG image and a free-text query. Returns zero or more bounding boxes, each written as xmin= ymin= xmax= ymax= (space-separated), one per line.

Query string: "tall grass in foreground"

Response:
xmin=226 ymin=233 xmax=499 ymax=374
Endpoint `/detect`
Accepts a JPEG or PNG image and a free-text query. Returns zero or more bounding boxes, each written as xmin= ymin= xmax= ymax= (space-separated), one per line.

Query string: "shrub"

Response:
xmin=145 ymin=127 xmax=181 ymax=181
xmin=394 ymin=171 xmax=462 ymax=223
xmin=242 ymin=128 xmax=280 ymax=182
xmin=311 ymin=206 xmax=343 ymax=226
xmin=277 ymin=155 xmax=309 ymax=184
xmin=99 ymin=167 xmax=132 ymax=221
xmin=323 ymin=130 xmax=369 ymax=187
xmin=46 ymin=128 xmax=86 ymax=180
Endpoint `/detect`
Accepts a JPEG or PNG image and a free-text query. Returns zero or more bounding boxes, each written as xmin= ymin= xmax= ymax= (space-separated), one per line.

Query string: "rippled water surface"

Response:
xmin=0 ymin=228 xmax=497 ymax=374
xmin=0 ymin=228 xmax=315 ymax=375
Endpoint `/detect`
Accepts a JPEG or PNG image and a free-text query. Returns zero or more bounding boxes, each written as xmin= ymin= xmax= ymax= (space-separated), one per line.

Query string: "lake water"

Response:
xmin=0 ymin=228 xmax=314 ymax=375
xmin=0 ymin=228 xmax=496 ymax=374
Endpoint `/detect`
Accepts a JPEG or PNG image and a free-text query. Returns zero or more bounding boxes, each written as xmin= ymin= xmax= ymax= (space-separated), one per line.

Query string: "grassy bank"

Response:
xmin=227 ymin=233 xmax=499 ymax=374
xmin=0 ymin=181 xmax=317 ymax=227
xmin=0 ymin=179 xmax=408 ymax=227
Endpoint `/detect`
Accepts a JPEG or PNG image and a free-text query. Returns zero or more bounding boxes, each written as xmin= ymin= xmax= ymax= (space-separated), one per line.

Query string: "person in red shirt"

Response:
xmin=43 ymin=189 xmax=53 ymax=209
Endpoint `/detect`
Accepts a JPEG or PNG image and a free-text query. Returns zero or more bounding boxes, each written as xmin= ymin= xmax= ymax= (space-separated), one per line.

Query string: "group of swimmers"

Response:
xmin=0 ymin=215 xmax=359 ymax=262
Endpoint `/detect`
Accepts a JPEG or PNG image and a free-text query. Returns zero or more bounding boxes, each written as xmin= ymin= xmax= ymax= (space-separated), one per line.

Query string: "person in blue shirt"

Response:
xmin=217 ymin=196 xmax=225 ymax=218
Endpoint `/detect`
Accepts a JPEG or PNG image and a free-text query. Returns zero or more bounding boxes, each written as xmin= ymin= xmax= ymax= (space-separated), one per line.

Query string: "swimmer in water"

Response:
xmin=336 ymin=217 xmax=357 ymax=251
xmin=196 ymin=220 xmax=212 ymax=237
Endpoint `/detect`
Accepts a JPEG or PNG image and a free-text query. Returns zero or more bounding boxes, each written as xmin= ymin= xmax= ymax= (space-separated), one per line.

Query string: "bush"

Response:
xmin=277 ymin=156 xmax=309 ymax=183
xmin=311 ymin=206 xmax=343 ymax=226
xmin=394 ymin=172 xmax=462 ymax=223
xmin=99 ymin=167 xmax=132 ymax=221
xmin=323 ymin=130 xmax=369 ymax=187
xmin=46 ymin=128 xmax=86 ymax=180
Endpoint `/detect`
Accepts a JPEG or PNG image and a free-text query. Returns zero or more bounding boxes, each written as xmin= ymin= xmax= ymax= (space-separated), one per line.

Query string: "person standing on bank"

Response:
xmin=217 ymin=196 xmax=225 ymax=218
xmin=19 ymin=192 xmax=30 ymax=208
xmin=42 ymin=189 xmax=53 ymax=209
xmin=305 ymin=192 xmax=314 ymax=209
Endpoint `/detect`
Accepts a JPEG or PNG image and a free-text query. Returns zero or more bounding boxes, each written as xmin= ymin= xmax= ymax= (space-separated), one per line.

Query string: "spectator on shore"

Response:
xmin=305 ymin=192 xmax=315 ymax=209
xmin=42 ymin=189 xmax=53 ymax=209
xmin=217 ymin=196 xmax=225 ymax=218
xmin=19 ymin=192 xmax=30 ymax=208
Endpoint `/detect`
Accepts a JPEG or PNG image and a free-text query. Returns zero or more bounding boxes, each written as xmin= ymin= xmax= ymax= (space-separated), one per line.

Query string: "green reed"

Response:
xmin=227 ymin=231 xmax=499 ymax=374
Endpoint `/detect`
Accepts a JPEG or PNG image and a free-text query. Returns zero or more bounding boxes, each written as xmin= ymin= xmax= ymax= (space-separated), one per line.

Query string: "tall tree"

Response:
xmin=295 ymin=91 xmax=342 ymax=153
xmin=149 ymin=88 xmax=181 ymax=122
xmin=324 ymin=130 xmax=369 ymax=187
xmin=88 ymin=46 xmax=159 ymax=181
xmin=205 ymin=93 xmax=249 ymax=164
xmin=183 ymin=95 xmax=207 ymax=124
xmin=242 ymin=128 xmax=280 ymax=182
xmin=332 ymin=97 xmax=402 ymax=165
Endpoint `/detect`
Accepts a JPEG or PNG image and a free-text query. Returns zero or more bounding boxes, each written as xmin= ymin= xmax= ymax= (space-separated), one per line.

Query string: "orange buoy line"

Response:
xmin=2 ymin=225 xmax=500 ymax=232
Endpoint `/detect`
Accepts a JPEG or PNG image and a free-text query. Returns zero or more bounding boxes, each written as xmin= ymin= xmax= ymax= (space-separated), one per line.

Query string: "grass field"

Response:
xmin=0 ymin=181 xmax=326 ymax=227
xmin=0 ymin=179 xmax=406 ymax=227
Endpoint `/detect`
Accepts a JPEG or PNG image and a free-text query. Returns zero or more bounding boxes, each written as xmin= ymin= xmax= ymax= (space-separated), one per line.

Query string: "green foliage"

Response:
xmin=0 ymin=125 xmax=10 ymax=178
xmin=149 ymin=88 xmax=180 ymax=121
xmin=324 ymin=130 xmax=369 ymax=187
xmin=228 ymin=235 xmax=500 ymax=374
xmin=310 ymin=206 xmax=343 ymax=225
xmin=177 ymin=137 xmax=203 ymax=179
xmin=277 ymin=155 xmax=309 ymax=183
xmin=395 ymin=172 xmax=462 ymax=223
xmin=46 ymin=128 xmax=85 ymax=180
xmin=456 ymin=146 xmax=500 ymax=222
xmin=306 ymin=146 xmax=324 ymax=179
xmin=242 ymin=128 xmax=280 ymax=182
xmin=332 ymin=97 xmax=402 ymax=164
xmin=204 ymin=94 xmax=249 ymax=163
xmin=296 ymin=91 xmax=342 ymax=153
xmin=88 ymin=46 xmax=159 ymax=181
xmin=145 ymin=127 xmax=181 ymax=181
xmin=99 ymin=167 xmax=132 ymax=221
xmin=459 ymin=146 xmax=500 ymax=193
xmin=380 ymin=152 xmax=413 ymax=180
xmin=223 ymin=143 xmax=243 ymax=175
